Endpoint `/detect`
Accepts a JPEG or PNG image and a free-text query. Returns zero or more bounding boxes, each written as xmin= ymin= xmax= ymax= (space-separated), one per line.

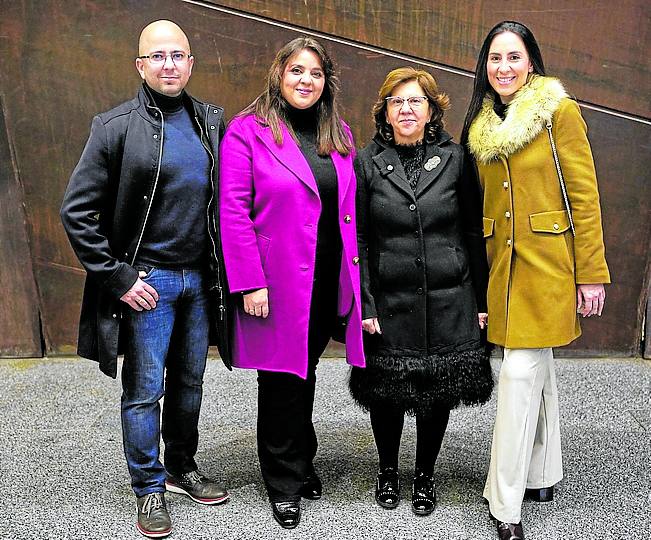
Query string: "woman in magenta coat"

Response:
xmin=219 ymin=37 xmax=364 ymax=529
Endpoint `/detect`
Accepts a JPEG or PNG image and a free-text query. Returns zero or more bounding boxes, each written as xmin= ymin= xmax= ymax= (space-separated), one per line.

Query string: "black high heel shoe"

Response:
xmin=375 ymin=467 xmax=400 ymax=509
xmin=411 ymin=471 xmax=436 ymax=516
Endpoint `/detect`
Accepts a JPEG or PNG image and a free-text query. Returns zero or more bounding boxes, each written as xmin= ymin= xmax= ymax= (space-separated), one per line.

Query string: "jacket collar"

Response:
xmin=467 ymin=75 xmax=568 ymax=164
xmin=371 ymin=131 xmax=453 ymax=199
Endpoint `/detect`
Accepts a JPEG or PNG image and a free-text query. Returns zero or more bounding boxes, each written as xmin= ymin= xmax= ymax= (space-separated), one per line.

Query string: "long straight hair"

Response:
xmin=460 ymin=21 xmax=546 ymax=147
xmin=239 ymin=37 xmax=352 ymax=156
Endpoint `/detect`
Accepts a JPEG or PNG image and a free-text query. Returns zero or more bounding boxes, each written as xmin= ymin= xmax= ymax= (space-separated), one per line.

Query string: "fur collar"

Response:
xmin=468 ymin=75 xmax=568 ymax=163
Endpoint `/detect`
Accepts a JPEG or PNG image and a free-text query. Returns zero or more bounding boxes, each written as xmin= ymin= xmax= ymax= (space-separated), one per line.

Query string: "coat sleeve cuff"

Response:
xmin=103 ymin=263 xmax=139 ymax=298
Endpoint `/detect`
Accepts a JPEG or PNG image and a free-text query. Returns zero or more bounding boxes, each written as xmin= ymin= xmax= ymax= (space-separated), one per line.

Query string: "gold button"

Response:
xmin=506 ymin=239 xmax=512 ymax=246
xmin=352 ymin=256 xmax=360 ymax=265
xmin=343 ymin=214 xmax=351 ymax=224
xmin=553 ymin=223 xmax=560 ymax=230
xmin=505 ymin=211 xmax=511 ymax=218
xmin=503 ymin=181 xmax=509 ymax=189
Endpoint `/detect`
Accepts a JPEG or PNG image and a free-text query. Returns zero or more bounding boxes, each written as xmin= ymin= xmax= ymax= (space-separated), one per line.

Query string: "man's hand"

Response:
xmin=243 ymin=288 xmax=269 ymax=318
xmin=119 ymin=271 xmax=159 ymax=311
xmin=362 ymin=317 xmax=382 ymax=334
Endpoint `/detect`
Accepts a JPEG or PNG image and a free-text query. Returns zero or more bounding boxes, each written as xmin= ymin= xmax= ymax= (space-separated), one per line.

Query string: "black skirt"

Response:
xmin=349 ymin=345 xmax=494 ymax=416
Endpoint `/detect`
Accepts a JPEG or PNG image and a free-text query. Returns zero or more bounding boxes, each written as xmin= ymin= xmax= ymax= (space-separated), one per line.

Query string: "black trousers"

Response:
xmin=369 ymin=403 xmax=450 ymax=477
xmin=257 ymin=252 xmax=339 ymax=502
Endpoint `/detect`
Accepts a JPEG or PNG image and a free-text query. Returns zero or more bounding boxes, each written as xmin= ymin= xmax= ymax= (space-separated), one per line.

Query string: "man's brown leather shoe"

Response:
xmin=136 ymin=492 xmax=172 ymax=538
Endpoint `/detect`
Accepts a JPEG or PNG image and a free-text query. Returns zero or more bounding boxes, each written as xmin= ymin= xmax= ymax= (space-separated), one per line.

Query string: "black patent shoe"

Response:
xmin=375 ymin=467 xmax=400 ymax=509
xmin=411 ymin=472 xmax=436 ymax=516
xmin=299 ymin=472 xmax=322 ymax=500
xmin=271 ymin=500 xmax=301 ymax=529
xmin=524 ymin=486 xmax=553 ymax=502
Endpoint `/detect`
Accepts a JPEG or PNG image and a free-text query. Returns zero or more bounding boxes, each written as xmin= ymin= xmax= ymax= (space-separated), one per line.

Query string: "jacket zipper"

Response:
xmin=130 ymin=103 xmax=164 ymax=266
xmin=194 ymin=105 xmax=225 ymax=321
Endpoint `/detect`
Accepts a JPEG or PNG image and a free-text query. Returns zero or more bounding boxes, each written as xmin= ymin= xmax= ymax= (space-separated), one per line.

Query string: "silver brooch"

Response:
xmin=424 ymin=156 xmax=441 ymax=171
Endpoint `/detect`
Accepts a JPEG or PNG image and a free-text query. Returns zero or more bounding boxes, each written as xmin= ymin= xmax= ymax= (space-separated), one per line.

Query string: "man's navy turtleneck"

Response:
xmin=135 ymin=85 xmax=210 ymax=269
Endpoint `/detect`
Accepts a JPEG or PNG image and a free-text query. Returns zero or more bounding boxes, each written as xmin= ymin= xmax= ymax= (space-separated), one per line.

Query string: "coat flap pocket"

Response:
xmin=529 ymin=210 xmax=570 ymax=234
xmin=482 ymin=217 xmax=495 ymax=238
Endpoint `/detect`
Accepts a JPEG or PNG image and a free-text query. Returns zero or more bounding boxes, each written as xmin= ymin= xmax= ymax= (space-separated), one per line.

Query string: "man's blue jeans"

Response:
xmin=121 ymin=267 xmax=209 ymax=497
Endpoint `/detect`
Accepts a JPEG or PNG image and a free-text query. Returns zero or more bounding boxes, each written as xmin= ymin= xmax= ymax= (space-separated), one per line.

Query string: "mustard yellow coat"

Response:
xmin=468 ymin=76 xmax=610 ymax=348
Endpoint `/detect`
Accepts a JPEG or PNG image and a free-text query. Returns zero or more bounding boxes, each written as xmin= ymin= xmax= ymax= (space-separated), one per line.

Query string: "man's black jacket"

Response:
xmin=61 ymin=85 xmax=232 ymax=378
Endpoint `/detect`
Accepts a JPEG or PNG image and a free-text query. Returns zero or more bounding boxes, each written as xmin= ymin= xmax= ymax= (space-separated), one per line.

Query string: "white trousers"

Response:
xmin=483 ymin=348 xmax=563 ymax=523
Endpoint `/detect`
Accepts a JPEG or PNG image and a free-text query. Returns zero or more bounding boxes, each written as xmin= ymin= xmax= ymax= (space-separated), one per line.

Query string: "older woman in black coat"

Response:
xmin=350 ymin=67 xmax=493 ymax=516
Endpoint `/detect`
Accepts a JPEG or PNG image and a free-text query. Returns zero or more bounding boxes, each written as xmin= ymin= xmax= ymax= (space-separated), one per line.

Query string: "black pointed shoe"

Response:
xmin=375 ymin=467 xmax=400 ymax=509
xmin=271 ymin=500 xmax=301 ymax=529
xmin=524 ymin=486 xmax=554 ymax=502
xmin=411 ymin=472 xmax=436 ymax=516
xmin=299 ymin=471 xmax=322 ymax=500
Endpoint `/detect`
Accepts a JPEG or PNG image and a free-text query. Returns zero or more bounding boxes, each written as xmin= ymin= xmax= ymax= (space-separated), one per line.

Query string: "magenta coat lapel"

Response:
xmin=255 ymin=123 xmax=320 ymax=197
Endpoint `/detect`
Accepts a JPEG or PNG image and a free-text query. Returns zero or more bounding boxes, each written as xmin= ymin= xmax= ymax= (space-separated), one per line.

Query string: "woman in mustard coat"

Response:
xmin=461 ymin=21 xmax=610 ymax=540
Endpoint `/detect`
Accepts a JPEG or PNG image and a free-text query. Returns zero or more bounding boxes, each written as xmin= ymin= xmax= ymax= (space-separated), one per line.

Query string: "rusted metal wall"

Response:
xmin=0 ymin=98 xmax=42 ymax=357
xmin=0 ymin=0 xmax=649 ymax=357
xmin=212 ymin=0 xmax=651 ymax=118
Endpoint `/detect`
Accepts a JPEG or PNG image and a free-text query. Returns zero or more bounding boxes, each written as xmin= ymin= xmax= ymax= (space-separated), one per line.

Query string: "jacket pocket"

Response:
xmin=256 ymin=234 xmax=271 ymax=269
xmin=529 ymin=210 xmax=570 ymax=234
xmin=482 ymin=217 xmax=495 ymax=238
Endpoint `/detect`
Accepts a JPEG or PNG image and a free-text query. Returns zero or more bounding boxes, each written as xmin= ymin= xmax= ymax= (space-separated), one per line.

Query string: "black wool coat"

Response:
xmin=355 ymin=132 xmax=488 ymax=357
xmin=60 ymin=85 xmax=232 ymax=378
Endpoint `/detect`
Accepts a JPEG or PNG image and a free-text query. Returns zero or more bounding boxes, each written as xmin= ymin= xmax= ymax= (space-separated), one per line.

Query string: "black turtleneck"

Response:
xmin=135 ymin=84 xmax=211 ymax=269
xmin=147 ymin=85 xmax=185 ymax=113
xmin=287 ymin=106 xmax=342 ymax=258
xmin=395 ymin=141 xmax=426 ymax=192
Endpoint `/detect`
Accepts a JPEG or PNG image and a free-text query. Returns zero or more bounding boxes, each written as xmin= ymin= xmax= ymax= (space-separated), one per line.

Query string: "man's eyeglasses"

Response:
xmin=136 ymin=52 xmax=191 ymax=65
xmin=385 ymin=96 xmax=429 ymax=109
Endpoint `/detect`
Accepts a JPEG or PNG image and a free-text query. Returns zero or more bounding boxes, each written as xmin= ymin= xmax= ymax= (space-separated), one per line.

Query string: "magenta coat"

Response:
xmin=219 ymin=114 xmax=365 ymax=379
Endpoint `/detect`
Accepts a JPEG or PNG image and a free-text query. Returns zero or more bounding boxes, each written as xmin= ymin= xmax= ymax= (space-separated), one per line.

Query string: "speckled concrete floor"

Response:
xmin=0 ymin=356 xmax=649 ymax=540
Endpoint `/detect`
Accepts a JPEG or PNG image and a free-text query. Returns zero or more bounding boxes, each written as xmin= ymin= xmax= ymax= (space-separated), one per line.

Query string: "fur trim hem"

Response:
xmin=348 ymin=347 xmax=494 ymax=416
xmin=468 ymin=75 xmax=568 ymax=164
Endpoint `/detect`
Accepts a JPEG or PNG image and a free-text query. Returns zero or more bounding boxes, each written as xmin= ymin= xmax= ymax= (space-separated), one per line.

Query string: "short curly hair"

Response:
xmin=372 ymin=67 xmax=450 ymax=144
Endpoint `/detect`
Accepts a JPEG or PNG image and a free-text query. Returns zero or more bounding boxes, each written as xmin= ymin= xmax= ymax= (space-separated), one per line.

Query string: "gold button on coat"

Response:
xmin=553 ymin=223 xmax=560 ymax=230
xmin=343 ymin=214 xmax=351 ymax=223
xmin=505 ymin=211 xmax=511 ymax=218
xmin=352 ymin=256 xmax=360 ymax=265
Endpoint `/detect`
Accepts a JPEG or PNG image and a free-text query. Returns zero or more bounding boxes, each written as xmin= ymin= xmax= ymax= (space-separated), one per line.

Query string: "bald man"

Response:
xmin=61 ymin=20 xmax=231 ymax=538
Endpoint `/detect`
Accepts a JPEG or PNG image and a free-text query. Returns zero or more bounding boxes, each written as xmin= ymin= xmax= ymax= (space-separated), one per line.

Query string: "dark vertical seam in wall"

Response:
xmin=0 ymin=92 xmax=46 ymax=357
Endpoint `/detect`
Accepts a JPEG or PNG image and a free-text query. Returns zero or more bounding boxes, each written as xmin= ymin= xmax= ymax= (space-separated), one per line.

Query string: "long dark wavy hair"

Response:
xmin=239 ymin=37 xmax=352 ymax=156
xmin=372 ymin=67 xmax=450 ymax=144
xmin=460 ymin=21 xmax=546 ymax=147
